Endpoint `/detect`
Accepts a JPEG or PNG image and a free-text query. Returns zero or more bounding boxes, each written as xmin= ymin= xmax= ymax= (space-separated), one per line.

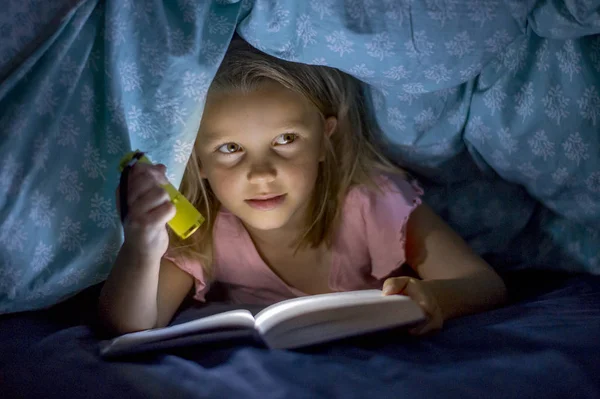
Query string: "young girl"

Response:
xmin=99 ymin=38 xmax=507 ymax=337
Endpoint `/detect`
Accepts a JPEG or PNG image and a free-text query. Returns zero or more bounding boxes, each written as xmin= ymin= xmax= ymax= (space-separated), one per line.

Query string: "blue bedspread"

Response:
xmin=2 ymin=273 xmax=599 ymax=399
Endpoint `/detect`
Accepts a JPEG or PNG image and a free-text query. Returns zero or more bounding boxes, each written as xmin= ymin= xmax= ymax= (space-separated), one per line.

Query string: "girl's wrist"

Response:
xmin=420 ymin=275 xmax=507 ymax=321
xmin=120 ymin=241 xmax=162 ymax=268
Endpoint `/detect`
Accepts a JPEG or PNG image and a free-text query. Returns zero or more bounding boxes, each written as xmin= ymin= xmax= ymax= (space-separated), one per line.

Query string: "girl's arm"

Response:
xmin=402 ymin=203 xmax=508 ymax=321
xmin=98 ymin=249 xmax=194 ymax=334
xmin=98 ymin=162 xmax=194 ymax=335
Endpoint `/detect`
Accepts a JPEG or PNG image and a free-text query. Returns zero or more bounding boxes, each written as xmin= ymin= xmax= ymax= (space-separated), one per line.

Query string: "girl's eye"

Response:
xmin=217 ymin=143 xmax=241 ymax=154
xmin=274 ymin=133 xmax=297 ymax=145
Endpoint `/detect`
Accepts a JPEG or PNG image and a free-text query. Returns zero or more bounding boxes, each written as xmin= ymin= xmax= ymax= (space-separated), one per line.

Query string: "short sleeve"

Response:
xmin=163 ymin=252 xmax=210 ymax=302
xmin=360 ymin=175 xmax=424 ymax=280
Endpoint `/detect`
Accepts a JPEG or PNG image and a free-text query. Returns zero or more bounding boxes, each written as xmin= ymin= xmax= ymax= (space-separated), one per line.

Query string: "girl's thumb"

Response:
xmin=382 ymin=277 xmax=410 ymax=295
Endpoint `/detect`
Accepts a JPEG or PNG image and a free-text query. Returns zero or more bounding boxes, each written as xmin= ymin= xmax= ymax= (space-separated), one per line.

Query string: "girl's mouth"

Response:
xmin=245 ymin=194 xmax=287 ymax=211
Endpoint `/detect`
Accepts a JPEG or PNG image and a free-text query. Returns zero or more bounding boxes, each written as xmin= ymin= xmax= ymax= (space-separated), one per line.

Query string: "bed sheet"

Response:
xmin=1 ymin=273 xmax=599 ymax=399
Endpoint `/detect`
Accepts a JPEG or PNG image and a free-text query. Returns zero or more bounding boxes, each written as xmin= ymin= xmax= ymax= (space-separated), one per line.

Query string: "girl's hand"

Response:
xmin=116 ymin=163 xmax=176 ymax=261
xmin=382 ymin=277 xmax=444 ymax=336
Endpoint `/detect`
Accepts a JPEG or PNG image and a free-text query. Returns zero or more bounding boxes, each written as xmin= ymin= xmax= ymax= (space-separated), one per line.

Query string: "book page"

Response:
xmin=254 ymin=290 xmax=418 ymax=334
xmin=100 ymin=309 xmax=255 ymax=357
xmin=261 ymin=301 xmax=424 ymax=349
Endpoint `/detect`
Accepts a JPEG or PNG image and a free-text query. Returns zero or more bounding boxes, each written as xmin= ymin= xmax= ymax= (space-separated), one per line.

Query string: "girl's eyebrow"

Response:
xmin=200 ymin=110 xmax=316 ymax=143
xmin=201 ymin=120 xmax=310 ymax=142
xmin=278 ymin=120 xmax=309 ymax=131
xmin=199 ymin=130 xmax=229 ymax=145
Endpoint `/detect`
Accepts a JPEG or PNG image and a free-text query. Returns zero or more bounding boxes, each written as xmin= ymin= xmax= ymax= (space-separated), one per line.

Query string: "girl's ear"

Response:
xmin=319 ymin=116 xmax=337 ymax=162
xmin=324 ymin=116 xmax=337 ymax=138
xmin=199 ymin=163 xmax=207 ymax=179
xmin=196 ymin=154 xmax=207 ymax=179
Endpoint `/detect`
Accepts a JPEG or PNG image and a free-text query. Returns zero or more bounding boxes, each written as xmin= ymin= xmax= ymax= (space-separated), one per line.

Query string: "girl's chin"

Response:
xmin=237 ymin=206 xmax=303 ymax=233
xmin=242 ymin=215 xmax=291 ymax=232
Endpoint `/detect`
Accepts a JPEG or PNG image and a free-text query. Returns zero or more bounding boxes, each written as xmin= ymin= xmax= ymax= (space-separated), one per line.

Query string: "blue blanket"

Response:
xmin=1 ymin=0 xmax=599 ymax=314
xmin=1 ymin=272 xmax=599 ymax=398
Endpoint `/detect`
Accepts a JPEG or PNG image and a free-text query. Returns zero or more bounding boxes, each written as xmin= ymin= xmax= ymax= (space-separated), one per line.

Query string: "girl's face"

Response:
xmin=197 ymin=81 xmax=336 ymax=233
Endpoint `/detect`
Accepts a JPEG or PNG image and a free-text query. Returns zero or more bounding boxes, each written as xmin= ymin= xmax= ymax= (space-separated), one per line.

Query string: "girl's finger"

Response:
xmin=127 ymin=164 xmax=168 ymax=204
xmin=127 ymin=173 xmax=157 ymax=206
xmin=154 ymin=164 xmax=167 ymax=175
xmin=128 ymin=187 xmax=171 ymax=219
xmin=116 ymin=166 xmax=156 ymax=219
xmin=384 ymin=278 xmax=433 ymax=315
xmin=382 ymin=277 xmax=411 ymax=295
xmin=146 ymin=200 xmax=177 ymax=226
xmin=409 ymin=312 xmax=443 ymax=335
xmin=129 ymin=163 xmax=168 ymax=183
xmin=127 ymin=162 xmax=152 ymax=179
xmin=401 ymin=280 xmax=435 ymax=316
xmin=129 ymin=201 xmax=176 ymax=229
xmin=408 ymin=320 xmax=429 ymax=335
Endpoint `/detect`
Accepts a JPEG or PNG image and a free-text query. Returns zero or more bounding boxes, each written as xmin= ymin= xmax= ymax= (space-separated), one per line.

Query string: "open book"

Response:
xmin=99 ymin=290 xmax=425 ymax=357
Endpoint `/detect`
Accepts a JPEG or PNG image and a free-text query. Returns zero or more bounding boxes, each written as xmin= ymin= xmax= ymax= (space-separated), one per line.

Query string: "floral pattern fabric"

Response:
xmin=0 ymin=0 xmax=598 ymax=313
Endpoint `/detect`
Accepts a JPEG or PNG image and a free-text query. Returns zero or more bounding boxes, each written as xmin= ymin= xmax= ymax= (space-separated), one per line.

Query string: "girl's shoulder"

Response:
xmin=338 ymin=173 xmax=424 ymax=241
xmin=344 ymin=173 xmax=424 ymax=213
xmin=337 ymin=174 xmax=424 ymax=280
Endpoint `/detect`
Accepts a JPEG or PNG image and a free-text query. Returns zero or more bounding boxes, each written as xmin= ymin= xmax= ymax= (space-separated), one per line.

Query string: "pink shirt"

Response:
xmin=166 ymin=175 xmax=423 ymax=305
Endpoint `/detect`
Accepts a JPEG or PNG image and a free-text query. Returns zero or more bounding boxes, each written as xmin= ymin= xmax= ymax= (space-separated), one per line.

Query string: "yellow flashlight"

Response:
xmin=118 ymin=150 xmax=204 ymax=240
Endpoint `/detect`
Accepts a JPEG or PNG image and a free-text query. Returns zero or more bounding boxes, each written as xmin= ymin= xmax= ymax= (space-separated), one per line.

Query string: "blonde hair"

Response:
xmin=169 ymin=37 xmax=404 ymax=279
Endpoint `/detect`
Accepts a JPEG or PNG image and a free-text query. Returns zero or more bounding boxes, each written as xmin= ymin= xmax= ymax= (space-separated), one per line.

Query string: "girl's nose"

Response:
xmin=247 ymin=160 xmax=277 ymax=184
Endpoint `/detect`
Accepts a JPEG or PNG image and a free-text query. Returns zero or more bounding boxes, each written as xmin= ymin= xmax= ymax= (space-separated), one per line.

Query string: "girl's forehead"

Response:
xmin=200 ymin=83 xmax=321 ymax=138
xmin=206 ymin=81 xmax=313 ymax=114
